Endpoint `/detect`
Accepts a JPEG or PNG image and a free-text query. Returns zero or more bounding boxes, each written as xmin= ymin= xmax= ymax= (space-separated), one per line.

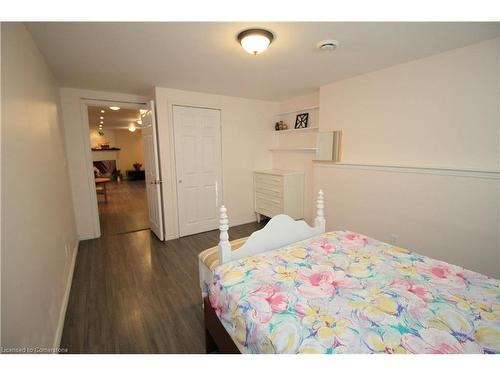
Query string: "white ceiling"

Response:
xmin=26 ymin=22 xmax=499 ymax=101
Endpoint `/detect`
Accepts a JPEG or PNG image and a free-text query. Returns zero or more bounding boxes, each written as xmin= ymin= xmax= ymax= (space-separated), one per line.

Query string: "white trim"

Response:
xmin=79 ymin=98 xmax=149 ymax=240
xmin=313 ymin=161 xmax=500 ymax=180
xmin=53 ymin=241 xmax=79 ymax=350
xmin=79 ymin=101 xmax=101 ymax=239
xmin=78 ymin=232 xmax=96 ymax=241
xmin=269 ymin=147 xmax=318 ymax=152
xmin=275 ymin=127 xmax=319 ymax=134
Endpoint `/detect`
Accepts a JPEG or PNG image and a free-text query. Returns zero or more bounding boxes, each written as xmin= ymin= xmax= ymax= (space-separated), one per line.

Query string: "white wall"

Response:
xmin=61 ymin=85 xmax=274 ymax=241
xmin=114 ymin=129 xmax=144 ymax=173
xmin=59 ymin=88 xmax=148 ymax=240
xmin=1 ymin=23 xmax=78 ymax=349
xmin=278 ymin=91 xmax=319 ymax=115
xmin=316 ymin=38 xmax=500 ymax=278
xmin=154 ymin=87 xmax=277 ymax=239
xmin=315 ymin=166 xmax=499 ymax=278
xmin=320 ymin=38 xmax=499 ymax=170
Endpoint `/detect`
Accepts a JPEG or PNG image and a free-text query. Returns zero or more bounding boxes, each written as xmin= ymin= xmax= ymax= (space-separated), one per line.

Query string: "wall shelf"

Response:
xmin=274 ymin=127 xmax=319 ymax=134
xmin=269 ymin=148 xmax=318 ymax=152
xmin=275 ymin=106 xmax=319 ymax=117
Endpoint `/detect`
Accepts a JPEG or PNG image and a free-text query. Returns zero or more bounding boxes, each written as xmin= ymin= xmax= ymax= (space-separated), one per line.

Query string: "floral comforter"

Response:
xmin=209 ymin=231 xmax=500 ymax=354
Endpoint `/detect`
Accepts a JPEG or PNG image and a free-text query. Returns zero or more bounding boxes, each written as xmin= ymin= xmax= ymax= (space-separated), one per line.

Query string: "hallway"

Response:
xmin=97 ymin=180 xmax=149 ymax=236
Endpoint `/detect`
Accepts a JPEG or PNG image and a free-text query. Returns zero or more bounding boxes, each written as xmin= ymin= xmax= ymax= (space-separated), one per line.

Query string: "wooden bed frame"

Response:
xmin=204 ymin=296 xmax=240 ymax=353
xmin=203 ymin=190 xmax=326 ymax=353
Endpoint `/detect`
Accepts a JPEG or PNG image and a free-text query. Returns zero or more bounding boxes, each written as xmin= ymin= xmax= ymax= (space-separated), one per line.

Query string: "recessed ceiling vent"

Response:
xmin=316 ymin=39 xmax=339 ymax=51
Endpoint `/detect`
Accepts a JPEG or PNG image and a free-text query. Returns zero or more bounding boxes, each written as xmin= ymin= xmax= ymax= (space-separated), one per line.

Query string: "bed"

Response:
xmin=200 ymin=191 xmax=500 ymax=354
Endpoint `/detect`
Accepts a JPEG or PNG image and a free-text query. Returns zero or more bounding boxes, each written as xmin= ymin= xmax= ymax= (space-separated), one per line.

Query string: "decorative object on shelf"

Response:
xmin=295 ymin=113 xmax=309 ymax=129
xmin=100 ymin=143 xmax=110 ymax=149
xmin=276 ymin=120 xmax=288 ymax=130
xmin=91 ymin=147 xmax=121 ymax=151
xmin=133 ymin=162 xmax=142 ymax=171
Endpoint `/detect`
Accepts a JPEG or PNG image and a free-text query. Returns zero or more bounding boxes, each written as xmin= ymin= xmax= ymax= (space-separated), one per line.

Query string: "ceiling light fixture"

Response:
xmin=237 ymin=29 xmax=274 ymax=55
xmin=100 ymin=117 xmax=104 ymax=120
xmin=137 ymin=120 xmax=142 ymax=125
xmin=109 ymin=106 xmax=120 ymax=111
xmin=139 ymin=109 xmax=147 ymax=115
xmin=128 ymin=123 xmax=136 ymax=132
xmin=100 ymin=121 xmax=103 ymax=124
xmin=100 ymin=110 xmax=105 ymax=113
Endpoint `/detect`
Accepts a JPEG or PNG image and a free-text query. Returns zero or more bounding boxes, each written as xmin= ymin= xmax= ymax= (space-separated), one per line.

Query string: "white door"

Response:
xmin=173 ymin=106 xmax=222 ymax=237
xmin=141 ymin=100 xmax=164 ymax=240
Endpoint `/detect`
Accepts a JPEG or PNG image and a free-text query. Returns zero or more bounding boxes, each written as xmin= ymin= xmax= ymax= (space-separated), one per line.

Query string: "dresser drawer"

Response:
xmin=255 ymin=192 xmax=283 ymax=208
xmin=254 ymin=173 xmax=283 ymax=188
xmin=255 ymin=184 xmax=282 ymax=198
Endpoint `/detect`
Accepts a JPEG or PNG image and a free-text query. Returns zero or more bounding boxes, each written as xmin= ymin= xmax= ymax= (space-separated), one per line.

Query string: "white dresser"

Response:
xmin=253 ymin=169 xmax=304 ymax=222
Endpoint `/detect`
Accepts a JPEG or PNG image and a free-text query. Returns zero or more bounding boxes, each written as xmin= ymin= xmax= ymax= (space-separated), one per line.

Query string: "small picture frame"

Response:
xmin=295 ymin=113 xmax=309 ymax=129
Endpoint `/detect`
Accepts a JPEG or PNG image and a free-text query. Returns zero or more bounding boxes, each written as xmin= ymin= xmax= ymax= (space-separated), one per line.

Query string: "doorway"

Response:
xmin=172 ymin=105 xmax=223 ymax=237
xmin=85 ymin=100 xmax=164 ymax=240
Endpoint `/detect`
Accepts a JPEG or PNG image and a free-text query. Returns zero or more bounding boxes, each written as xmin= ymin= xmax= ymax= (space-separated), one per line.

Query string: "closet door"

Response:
xmin=173 ymin=106 xmax=222 ymax=236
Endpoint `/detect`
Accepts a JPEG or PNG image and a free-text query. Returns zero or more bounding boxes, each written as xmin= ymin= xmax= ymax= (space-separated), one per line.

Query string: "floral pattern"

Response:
xmin=209 ymin=231 xmax=500 ymax=354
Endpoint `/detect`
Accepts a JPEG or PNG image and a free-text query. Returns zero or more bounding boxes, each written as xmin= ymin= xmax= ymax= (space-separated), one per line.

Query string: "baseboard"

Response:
xmin=164 ymin=233 xmax=178 ymax=241
xmin=78 ymin=232 xmax=96 ymax=241
xmin=53 ymin=240 xmax=79 ymax=350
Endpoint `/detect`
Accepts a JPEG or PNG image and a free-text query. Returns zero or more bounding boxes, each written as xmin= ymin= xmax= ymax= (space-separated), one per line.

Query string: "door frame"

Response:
xmin=79 ymin=98 xmax=149 ymax=238
xmin=171 ymin=104 xmax=223 ymax=237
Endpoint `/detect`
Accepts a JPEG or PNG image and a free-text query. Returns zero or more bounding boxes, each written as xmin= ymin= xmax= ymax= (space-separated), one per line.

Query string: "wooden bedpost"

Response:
xmin=218 ymin=205 xmax=232 ymax=264
xmin=314 ymin=190 xmax=326 ymax=231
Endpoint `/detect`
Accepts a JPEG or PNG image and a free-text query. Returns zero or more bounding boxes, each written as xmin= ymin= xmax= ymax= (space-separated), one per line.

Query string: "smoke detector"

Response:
xmin=316 ymin=39 xmax=339 ymax=51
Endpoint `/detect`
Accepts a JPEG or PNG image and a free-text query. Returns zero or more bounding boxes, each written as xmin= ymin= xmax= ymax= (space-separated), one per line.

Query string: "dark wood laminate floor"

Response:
xmin=60 ymin=221 xmax=265 ymax=353
xmin=97 ymin=180 xmax=149 ymax=236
